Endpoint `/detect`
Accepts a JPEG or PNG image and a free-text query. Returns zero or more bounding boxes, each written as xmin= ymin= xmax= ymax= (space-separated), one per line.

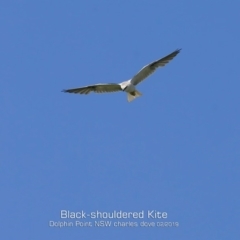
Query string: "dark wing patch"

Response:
xmin=131 ymin=49 xmax=181 ymax=85
xmin=149 ymin=49 xmax=181 ymax=69
xmin=62 ymin=83 xmax=122 ymax=95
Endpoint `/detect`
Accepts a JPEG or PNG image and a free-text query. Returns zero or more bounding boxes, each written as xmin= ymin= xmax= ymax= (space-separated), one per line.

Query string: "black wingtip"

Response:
xmin=62 ymin=89 xmax=67 ymax=93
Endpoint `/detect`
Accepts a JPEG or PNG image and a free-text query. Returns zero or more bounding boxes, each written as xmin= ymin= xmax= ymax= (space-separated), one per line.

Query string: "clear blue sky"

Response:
xmin=1 ymin=1 xmax=239 ymax=239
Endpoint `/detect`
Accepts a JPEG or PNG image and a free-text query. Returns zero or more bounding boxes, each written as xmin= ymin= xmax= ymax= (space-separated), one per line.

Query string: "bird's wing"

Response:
xmin=62 ymin=83 xmax=122 ymax=94
xmin=131 ymin=49 xmax=181 ymax=86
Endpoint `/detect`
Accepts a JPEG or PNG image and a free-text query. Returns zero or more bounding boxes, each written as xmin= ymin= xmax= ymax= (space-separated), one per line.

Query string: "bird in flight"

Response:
xmin=62 ymin=49 xmax=181 ymax=102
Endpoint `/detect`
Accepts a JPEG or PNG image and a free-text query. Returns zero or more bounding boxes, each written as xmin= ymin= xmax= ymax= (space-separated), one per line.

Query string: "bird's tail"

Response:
xmin=127 ymin=90 xmax=142 ymax=102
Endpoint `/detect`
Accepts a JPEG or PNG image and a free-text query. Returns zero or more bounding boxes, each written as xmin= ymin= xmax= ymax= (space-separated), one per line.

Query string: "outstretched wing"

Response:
xmin=131 ymin=49 xmax=181 ymax=86
xmin=62 ymin=83 xmax=122 ymax=94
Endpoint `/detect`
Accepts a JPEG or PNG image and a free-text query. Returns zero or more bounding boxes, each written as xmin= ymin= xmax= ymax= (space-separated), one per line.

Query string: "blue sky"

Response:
xmin=1 ymin=1 xmax=240 ymax=239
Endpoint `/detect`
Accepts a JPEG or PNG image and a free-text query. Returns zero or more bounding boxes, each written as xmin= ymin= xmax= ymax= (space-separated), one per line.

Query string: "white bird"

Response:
xmin=62 ymin=49 xmax=181 ymax=102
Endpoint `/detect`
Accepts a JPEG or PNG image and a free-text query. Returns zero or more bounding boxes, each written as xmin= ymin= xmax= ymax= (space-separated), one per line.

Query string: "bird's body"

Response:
xmin=62 ymin=49 xmax=181 ymax=102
